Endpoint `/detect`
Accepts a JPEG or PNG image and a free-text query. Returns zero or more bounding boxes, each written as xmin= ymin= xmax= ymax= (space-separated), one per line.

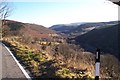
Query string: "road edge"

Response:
xmin=2 ymin=43 xmax=32 ymax=80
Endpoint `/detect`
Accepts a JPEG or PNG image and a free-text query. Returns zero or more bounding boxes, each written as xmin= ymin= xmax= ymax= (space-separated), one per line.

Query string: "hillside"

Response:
xmin=74 ymin=23 xmax=119 ymax=59
xmin=1 ymin=20 xmax=96 ymax=79
xmin=2 ymin=20 xmax=61 ymax=41
xmin=4 ymin=20 xmax=55 ymax=34
xmin=50 ymin=23 xmax=82 ymax=33
xmin=50 ymin=21 xmax=118 ymax=38
xmin=1 ymin=20 xmax=120 ymax=79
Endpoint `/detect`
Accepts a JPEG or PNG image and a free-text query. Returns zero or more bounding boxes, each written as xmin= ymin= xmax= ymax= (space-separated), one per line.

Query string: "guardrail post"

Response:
xmin=95 ymin=48 xmax=100 ymax=80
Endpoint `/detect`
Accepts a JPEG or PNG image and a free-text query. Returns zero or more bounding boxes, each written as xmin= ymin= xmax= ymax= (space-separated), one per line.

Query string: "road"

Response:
xmin=0 ymin=43 xmax=29 ymax=80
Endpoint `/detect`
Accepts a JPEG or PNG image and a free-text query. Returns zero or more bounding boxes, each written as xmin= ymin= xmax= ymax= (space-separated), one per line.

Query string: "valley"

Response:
xmin=1 ymin=20 xmax=120 ymax=79
xmin=1 ymin=0 xmax=120 ymax=79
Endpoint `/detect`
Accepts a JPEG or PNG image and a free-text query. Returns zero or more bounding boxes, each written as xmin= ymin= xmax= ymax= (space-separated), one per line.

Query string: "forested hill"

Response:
xmin=74 ymin=23 xmax=119 ymax=59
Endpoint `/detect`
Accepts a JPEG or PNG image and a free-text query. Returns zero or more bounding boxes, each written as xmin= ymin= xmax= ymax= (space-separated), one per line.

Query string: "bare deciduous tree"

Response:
xmin=0 ymin=0 xmax=11 ymax=20
xmin=0 ymin=0 xmax=12 ymax=38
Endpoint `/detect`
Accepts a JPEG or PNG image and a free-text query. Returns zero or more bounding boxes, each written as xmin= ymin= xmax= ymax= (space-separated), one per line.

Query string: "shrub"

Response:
xmin=7 ymin=22 xmax=24 ymax=31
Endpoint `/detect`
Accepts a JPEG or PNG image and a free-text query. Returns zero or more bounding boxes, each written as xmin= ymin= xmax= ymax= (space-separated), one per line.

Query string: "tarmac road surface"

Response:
xmin=0 ymin=43 xmax=29 ymax=80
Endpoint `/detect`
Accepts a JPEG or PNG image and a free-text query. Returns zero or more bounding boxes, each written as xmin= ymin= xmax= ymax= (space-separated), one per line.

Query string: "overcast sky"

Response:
xmin=7 ymin=0 xmax=118 ymax=27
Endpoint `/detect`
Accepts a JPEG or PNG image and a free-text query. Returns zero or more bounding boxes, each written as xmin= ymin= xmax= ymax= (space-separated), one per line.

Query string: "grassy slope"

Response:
xmin=2 ymin=37 xmax=94 ymax=79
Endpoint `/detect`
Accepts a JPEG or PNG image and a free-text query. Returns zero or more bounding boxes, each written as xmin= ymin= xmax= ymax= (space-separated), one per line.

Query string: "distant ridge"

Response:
xmin=50 ymin=21 xmax=118 ymax=37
